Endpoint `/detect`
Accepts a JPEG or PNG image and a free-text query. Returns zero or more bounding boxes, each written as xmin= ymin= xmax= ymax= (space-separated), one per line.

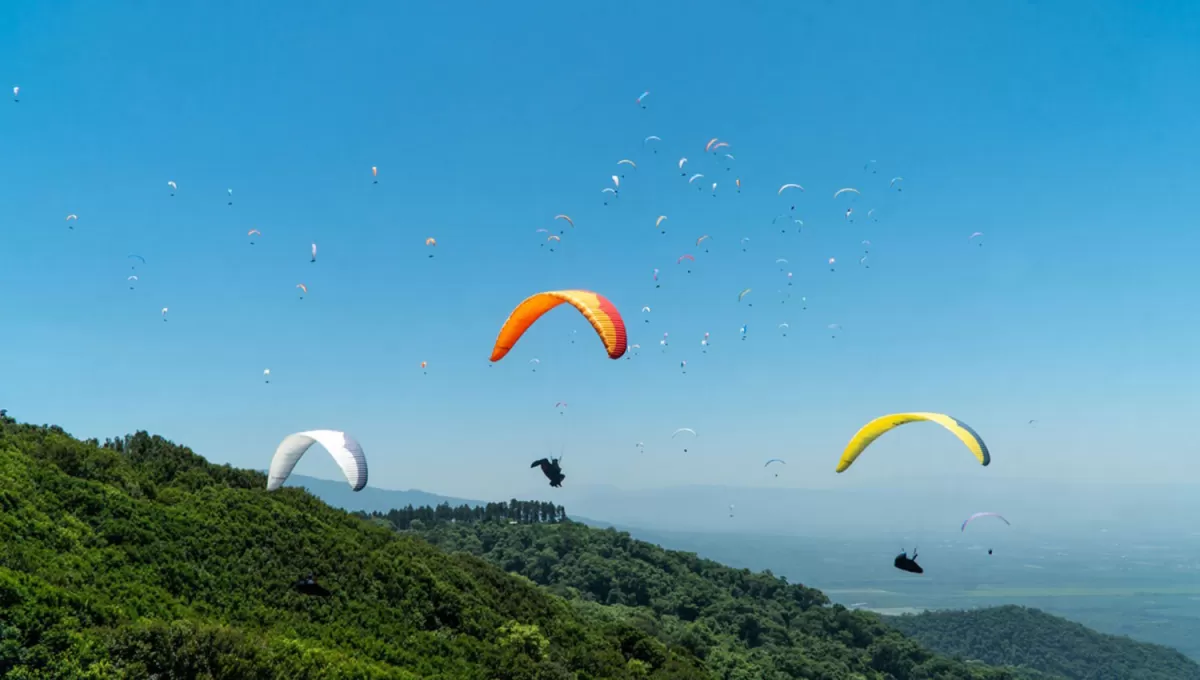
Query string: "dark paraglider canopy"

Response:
xmin=531 ymin=457 xmax=565 ymax=488
xmin=294 ymin=573 xmax=332 ymax=597
xmin=894 ymin=549 xmax=923 ymax=574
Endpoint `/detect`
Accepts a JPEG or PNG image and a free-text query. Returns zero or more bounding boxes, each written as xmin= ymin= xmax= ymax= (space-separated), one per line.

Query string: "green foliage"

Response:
xmin=887 ymin=605 xmax=1200 ymax=680
xmin=0 ymin=420 xmax=710 ymax=678
xmin=409 ymin=515 xmax=1020 ymax=679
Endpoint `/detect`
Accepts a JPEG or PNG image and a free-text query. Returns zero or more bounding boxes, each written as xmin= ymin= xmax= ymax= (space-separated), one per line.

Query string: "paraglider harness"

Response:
xmin=893 ymin=548 xmax=923 ymax=574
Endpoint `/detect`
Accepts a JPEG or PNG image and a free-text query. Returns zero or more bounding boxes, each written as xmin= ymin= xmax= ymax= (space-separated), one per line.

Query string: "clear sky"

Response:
xmin=2 ymin=1 xmax=1199 ymax=501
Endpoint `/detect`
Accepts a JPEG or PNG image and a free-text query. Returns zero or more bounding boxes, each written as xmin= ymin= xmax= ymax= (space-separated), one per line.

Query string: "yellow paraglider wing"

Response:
xmin=835 ymin=412 xmax=990 ymax=473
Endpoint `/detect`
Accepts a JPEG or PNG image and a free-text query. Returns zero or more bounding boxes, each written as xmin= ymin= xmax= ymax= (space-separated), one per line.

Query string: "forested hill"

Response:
xmin=888 ymin=606 xmax=1200 ymax=680
xmin=382 ymin=509 xmax=1023 ymax=680
xmin=0 ymin=418 xmax=1017 ymax=679
xmin=0 ymin=420 xmax=708 ymax=678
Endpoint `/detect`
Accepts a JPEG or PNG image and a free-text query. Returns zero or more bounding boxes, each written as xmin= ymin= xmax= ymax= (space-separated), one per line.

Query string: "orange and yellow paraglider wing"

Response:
xmin=490 ymin=290 xmax=627 ymax=362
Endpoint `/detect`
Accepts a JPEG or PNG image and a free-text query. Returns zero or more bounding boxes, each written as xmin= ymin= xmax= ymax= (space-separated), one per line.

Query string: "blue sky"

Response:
xmin=2 ymin=1 xmax=1199 ymax=501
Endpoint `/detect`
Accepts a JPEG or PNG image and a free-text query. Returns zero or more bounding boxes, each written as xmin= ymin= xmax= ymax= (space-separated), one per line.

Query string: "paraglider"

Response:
xmin=490 ymin=290 xmax=627 ymax=362
xmin=531 ymin=457 xmax=565 ymax=487
xmin=828 ymin=257 xmax=836 ymax=272
xmin=311 ymin=243 xmax=317 ymax=263
xmin=738 ymin=288 xmax=752 ymax=303
xmin=656 ymin=215 xmax=668 ymax=231
xmin=420 ymin=361 xmax=428 ymax=374
xmin=672 ymin=427 xmax=696 ymax=452
xmin=970 ymin=231 xmax=984 ymax=246
xmin=267 ymin=430 xmax=368 ymax=492
xmin=296 ymin=283 xmax=307 ymax=299
xmin=127 ymin=254 xmax=146 ymax=269
xmin=127 ymin=275 xmax=138 ymax=290
xmin=740 ymin=324 xmax=748 ymax=340
xmin=65 ymin=214 xmax=78 ymax=229
xmin=835 ymin=413 xmax=991 ymax=473
xmin=828 ymin=323 xmax=842 ymax=338
xmin=11 ymin=86 xmax=18 ymax=102
xmin=636 ymin=91 xmax=650 ymax=108
xmin=529 ymin=358 xmax=539 ymax=371
xmin=293 ymin=573 xmax=332 ymax=597
xmin=643 ymin=136 xmax=661 ymax=153
xmin=263 ymin=369 xmax=270 ymax=384
xmin=961 ymin=512 xmax=1010 ymax=532
xmin=696 ymin=234 xmax=711 ymax=251
xmin=642 ymin=306 xmax=651 ymax=322
xmin=617 ymin=159 xmax=637 ymax=176
xmin=705 ymin=138 xmax=719 ymax=153
xmin=680 ymin=359 xmax=687 ymax=373
xmin=778 ymin=322 xmax=789 ymax=336
xmin=678 ymin=254 xmax=695 ymax=273
xmin=425 ymin=237 xmax=437 ymax=257
xmin=764 ymin=458 xmax=786 ymax=477
xmin=894 ymin=549 xmax=923 ymax=574
xmin=833 ymin=188 xmax=861 ymax=199
xmin=678 ymin=158 xmax=688 ymax=175
xmin=864 ymin=160 xmax=877 ymax=173
xmin=227 ymin=188 xmax=233 ymax=206
xmin=372 ymin=166 xmax=378 ymax=183
xmin=554 ymin=215 xmax=574 ymax=233
xmin=167 ymin=180 xmax=177 ymax=196
xmin=890 ymin=177 xmax=904 ymax=191
xmin=161 ymin=307 xmax=169 ymax=321
xmin=248 ymin=229 xmax=261 ymax=245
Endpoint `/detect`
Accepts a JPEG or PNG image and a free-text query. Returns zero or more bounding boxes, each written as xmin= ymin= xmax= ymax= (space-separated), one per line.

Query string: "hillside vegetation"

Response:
xmin=887 ymin=605 xmax=1200 ymax=680
xmin=0 ymin=419 xmax=710 ymax=678
xmin=377 ymin=507 xmax=1019 ymax=680
xmin=0 ymin=417 xmax=1025 ymax=679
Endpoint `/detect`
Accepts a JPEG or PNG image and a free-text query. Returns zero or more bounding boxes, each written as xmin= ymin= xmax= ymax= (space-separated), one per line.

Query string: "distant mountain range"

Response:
xmin=281 ymin=474 xmax=485 ymax=513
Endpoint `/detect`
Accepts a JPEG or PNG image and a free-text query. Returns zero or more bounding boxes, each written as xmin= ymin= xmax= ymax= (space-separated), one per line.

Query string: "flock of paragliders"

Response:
xmin=10 ymin=84 xmax=1006 ymax=585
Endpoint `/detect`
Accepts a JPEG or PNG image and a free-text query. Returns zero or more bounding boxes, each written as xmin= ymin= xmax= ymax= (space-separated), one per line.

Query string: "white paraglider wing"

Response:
xmin=267 ymin=430 xmax=367 ymax=491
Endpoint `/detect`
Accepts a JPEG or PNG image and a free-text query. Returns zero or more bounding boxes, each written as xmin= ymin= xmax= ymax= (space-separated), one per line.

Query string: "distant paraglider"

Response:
xmin=672 ymin=427 xmax=696 ymax=452
xmin=961 ymin=512 xmax=1010 ymax=532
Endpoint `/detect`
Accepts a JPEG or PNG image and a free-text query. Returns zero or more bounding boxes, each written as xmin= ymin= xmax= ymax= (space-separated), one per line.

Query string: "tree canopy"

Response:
xmin=888 ymin=605 xmax=1200 ymax=680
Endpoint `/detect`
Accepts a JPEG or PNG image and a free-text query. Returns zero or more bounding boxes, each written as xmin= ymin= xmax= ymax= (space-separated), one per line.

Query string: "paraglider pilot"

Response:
xmin=531 ymin=457 xmax=566 ymax=488
xmin=894 ymin=548 xmax=923 ymax=574
xmin=294 ymin=573 xmax=332 ymax=597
